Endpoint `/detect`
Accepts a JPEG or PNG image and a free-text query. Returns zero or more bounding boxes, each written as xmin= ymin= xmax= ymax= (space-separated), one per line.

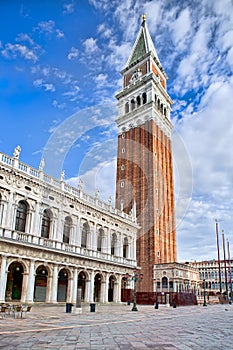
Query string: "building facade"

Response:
xmin=0 ymin=148 xmax=138 ymax=304
xmin=154 ymin=262 xmax=199 ymax=294
xmin=190 ymin=260 xmax=233 ymax=296
xmin=115 ymin=15 xmax=176 ymax=291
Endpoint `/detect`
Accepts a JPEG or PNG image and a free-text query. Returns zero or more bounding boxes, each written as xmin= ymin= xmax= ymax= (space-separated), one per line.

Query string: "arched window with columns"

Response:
xmin=15 ymin=200 xmax=28 ymax=232
xmin=111 ymin=232 xmax=117 ymax=255
xmin=125 ymin=102 xmax=129 ymax=114
xmin=97 ymin=228 xmax=104 ymax=252
xmin=41 ymin=209 xmax=52 ymax=239
xmin=81 ymin=222 xmax=89 ymax=248
xmin=63 ymin=216 xmax=72 ymax=244
xmin=142 ymin=92 xmax=147 ymax=104
xmin=131 ymin=98 xmax=136 ymax=110
xmin=123 ymin=237 xmax=129 ymax=258
xmin=136 ymin=95 xmax=141 ymax=107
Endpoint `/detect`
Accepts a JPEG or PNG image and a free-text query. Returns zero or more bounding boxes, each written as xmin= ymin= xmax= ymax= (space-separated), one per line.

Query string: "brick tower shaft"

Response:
xmin=115 ymin=15 xmax=177 ymax=292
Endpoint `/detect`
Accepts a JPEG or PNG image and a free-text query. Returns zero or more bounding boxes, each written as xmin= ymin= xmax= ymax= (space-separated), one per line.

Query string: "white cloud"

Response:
xmin=83 ymin=37 xmax=98 ymax=53
xmin=67 ymin=47 xmax=79 ymax=60
xmin=170 ymin=8 xmax=191 ymax=49
xmin=34 ymin=20 xmax=64 ymax=39
xmin=1 ymin=43 xmax=39 ymax=62
xmin=62 ymin=85 xmax=80 ymax=101
xmin=63 ymin=3 xmax=75 ymax=14
xmin=97 ymin=23 xmax=112 ymax=39
xmin=52 ymin=100 xmax=66 ymax=109
xmin=174 ymin=78 xmax=233 ymax=260
xmin=94 ymin=73 xmax=108 ymax=87
xmin=56 ymin=29 xmax=65 ymax=39
xmin=33 ymin=79 xmax=55 ymax=92
xmin=16 ymin=33 xmax=35 ymax=46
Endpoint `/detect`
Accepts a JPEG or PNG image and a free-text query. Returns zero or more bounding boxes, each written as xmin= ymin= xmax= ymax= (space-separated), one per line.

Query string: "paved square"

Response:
xmin=0 ymin=303 xmax=232 ymax=349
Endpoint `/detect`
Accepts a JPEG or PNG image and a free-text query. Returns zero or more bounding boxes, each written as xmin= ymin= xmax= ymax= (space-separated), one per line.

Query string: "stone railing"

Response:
xmin=0 ymin=151 xmax=136 ymax=223
xmin=0 ymin=227 xmax=136 ymax=267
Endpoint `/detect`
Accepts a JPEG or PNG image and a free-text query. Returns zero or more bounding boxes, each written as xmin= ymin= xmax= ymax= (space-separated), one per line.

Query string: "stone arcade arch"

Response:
xmin=94 ymin=273 xmax=102 ymax=302
xmin=5 ymin=261 xmax=24 ymax=301
xmin=108 ymin=275 xmax=116 ymax=302
xmin=78 ymin=271 xmax=87 ymax=301
xmin=34 ymin=265 xmax=49 ymax=302
xmin=57 ymin=268 xmax=69 ymax=302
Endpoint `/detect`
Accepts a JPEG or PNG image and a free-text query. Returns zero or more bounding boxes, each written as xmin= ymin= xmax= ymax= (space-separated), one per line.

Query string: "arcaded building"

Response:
xmin=0 ymin=148 xmax=138 ymax=304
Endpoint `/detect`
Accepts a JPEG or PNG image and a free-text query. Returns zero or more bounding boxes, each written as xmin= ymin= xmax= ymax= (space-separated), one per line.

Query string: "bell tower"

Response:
xmin=115 ymin=15 xmax=177 ymax=292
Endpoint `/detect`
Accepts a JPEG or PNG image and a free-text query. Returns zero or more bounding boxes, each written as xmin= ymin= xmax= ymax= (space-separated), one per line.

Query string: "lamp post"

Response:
xmin=203 ymin=279 xmax=207 ymax=307
xmin=125 ymin=269 xmax=143 ymax=312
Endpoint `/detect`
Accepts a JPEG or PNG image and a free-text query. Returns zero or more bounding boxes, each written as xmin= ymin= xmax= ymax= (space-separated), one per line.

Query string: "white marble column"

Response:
xmin=0 ymin=200 xmax=7 ymax=227
xmin=92 ymin=223 xmax=97 ymax=251
xmin=88 ymin=270 xmax=94 ymax=302
xmin=118 ymin=233 xmax=123 ymax=257
xmin=0 ymin=255 xmax=7 ymax=302
xmin=21 ymin=270 xmax=29 ymax=303
xmin=132 ymin=238 xmax=136 ymax=260
xmin=51 ymin=265 xmax=58 ymax=303
xmin=104 ymin=273 xmax=109 ymax=302
xmin=116 ymin=275 xmax=122 ymax=302
xmin=113 ymin=282 xmax=119 ymax=302
xmin=100 ymin=281 xmax=105 ymax=303
xmin=72 ymin=268 xmax=78 ymax=304
xmin=106 ymin=228 xmax=111 ymax=254
xmin=5 ymin=191 xmax=14 ymax=229
xmin=26 ymin=260 xmax=35 ymax=303
xmin=67 ymin=276 xmax=73 ymax=303
xmin=76 ymin=217 xmax=81 ymax=247
xmin=25 ymin=209 xmax=33 ymax=234
xmin=33 ymin=201 xmax=41 ymax=236
xmin=10 ymin=203 xmax=18 ymax=230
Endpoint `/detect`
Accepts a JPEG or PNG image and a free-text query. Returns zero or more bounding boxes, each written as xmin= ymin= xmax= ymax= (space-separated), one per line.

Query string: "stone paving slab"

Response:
xmin=0 ymin=303 xmax=233 ymax=349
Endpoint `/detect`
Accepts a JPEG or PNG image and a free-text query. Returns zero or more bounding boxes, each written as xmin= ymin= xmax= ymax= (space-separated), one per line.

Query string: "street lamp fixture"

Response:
xmin=125 ymin=269 xmax=143 ymax=311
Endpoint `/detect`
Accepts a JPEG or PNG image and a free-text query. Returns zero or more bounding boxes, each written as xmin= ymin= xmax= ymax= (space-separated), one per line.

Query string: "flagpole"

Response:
xmin=227 ymin=239 xmax=232 ymax=302
xmin=215 ymin=220 xmax=222 ymax=294
xmin=222 ymin=230 xmax=228 ymax=295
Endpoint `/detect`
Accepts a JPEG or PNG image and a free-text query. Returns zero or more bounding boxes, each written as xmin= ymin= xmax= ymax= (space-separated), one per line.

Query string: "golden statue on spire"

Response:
xmin=141 ymin=13 xmax=146 ymax=22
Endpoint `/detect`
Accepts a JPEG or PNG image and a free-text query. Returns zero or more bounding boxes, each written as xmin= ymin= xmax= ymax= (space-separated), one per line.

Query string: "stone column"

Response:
xmin=6 ymin=191 xmax=14 ymax=229
xmin=33 ymin=201 xmax=41 ymax=237
xmin=0 ymin=199 xmax=7 ymax=227
xmin=0 ymin=255 xmax=7 ymax=302
xmin=46 ymin=270 xmax=53 ymax=303
xmin=118 ymin=233 xmax=123 ymax=257
xmin=92 ymin=223 xmax=97 ymax=251
xmin=56 ymin=212 xmax=63 ymax=242
xmin=100 ymin=280 xmax=105 ymax=303
xmin=26 ymin=260 xmax=35 ymax=303
xmin=71 ymin=268 xmax=78 ymax=304
xmin=104 ymin=273 xmax=109 ymax=302
xmin=50 ymin=265 xmax=58 ymax=303
xmin=113 ymin=282 xmax=119 ymax=303
xmin=10 ymin=203 xmax=18 ymax=231
xmin=25 ymin=209 xmax=32 ymax=234
xmin=106 ymin=228 xmax=111 ymax=254
xmin=21 ymin=270 xmax=29 ymax=303
xmin=76 ymin=217 xmax=81 ymax=247
xmin=67 ymin=275 xmax=73 ymax=303
xmin=88 ymin=270 xmax=94 ymax=302
xmin=116 ymin=275 xmax=122 ymax=302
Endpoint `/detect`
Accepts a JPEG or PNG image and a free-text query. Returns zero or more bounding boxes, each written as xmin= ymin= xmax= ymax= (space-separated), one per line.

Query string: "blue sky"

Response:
xmin=0 ymin=0 xmax=233 ymax=262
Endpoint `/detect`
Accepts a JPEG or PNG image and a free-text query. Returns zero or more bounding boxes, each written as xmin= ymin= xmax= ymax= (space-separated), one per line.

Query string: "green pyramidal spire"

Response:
xmin=126 ymin=14 xmax=160 ymax=67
